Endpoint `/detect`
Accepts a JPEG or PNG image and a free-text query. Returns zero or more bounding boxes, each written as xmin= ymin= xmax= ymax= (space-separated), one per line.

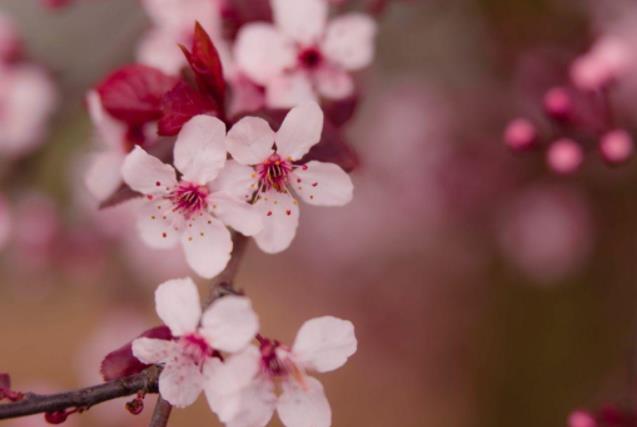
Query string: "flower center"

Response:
xmin=258 ymin=337 xmax=305 ymax=387
xmin=298 ymin=47 xmax=323 ymax=70
xmin=167 ymin=182 xmax=209 ymax=219
xmin=256 ymin=154 xmax=292 ymax=193
xmin=180 ymin=333 xmax=214 ymax=365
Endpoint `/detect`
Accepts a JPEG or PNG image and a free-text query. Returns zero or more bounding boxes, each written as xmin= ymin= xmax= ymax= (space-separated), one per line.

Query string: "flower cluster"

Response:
xmin=132 ymin=278 xmax=357 ymax=427
xmin=503 ymin=36 xmax=635 ymax=174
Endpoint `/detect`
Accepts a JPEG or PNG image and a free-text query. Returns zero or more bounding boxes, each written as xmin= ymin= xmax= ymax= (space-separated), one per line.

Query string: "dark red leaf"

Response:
xmin=158 ymin=80 xmax=218 ymax=136
xmin=180 ymin=22 xmax=226 ymax=110
xmin=97 ymin=64 xmax=178 ymax=126
xmin=304 ymin=120 xmax=360 ymax=173
xmin=322 ymin=94 xmax=360 ymax=128
xmin=100 ymin=326 xmax=172 ymax=381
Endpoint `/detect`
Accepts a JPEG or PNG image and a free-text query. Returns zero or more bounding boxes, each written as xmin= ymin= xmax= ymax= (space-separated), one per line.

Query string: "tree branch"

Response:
xmin=148 ymin=397 xmax=172 ymax=427
xmin=0 ymin=367 xmax=159 ymax=420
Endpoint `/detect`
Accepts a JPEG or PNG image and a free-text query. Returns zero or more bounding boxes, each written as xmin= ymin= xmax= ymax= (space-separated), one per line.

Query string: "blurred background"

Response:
xmin=1 ymin=0 xmax=637 ymax=426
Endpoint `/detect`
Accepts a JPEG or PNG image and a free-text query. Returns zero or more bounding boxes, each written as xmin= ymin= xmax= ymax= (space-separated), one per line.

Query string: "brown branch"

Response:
xmin=0 ymin=367 xmax=159 ymax=420
xmin=148 ymin=232 xmax=249 ymax=427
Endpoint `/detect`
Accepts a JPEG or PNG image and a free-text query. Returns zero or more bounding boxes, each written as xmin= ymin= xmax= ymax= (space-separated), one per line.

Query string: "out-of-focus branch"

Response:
xmin=0 ymin=367 xmax=159 ymax=420
xmin=149 ymin=232 xmax=249 ymax=427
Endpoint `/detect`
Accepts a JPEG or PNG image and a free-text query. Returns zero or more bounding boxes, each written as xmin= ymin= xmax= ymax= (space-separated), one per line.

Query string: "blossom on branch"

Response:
xmin=220 ymin=101 xmax=354 ymax=253
xmin=206 ymin=316 xmax=357 ymax=427
xmin=122 ymin=114 xmax=262 ymax=278
xmin=132 ymin=277 xmax=259 ymax=408
xmin=235 ymin=0 xmax=377 ymax=108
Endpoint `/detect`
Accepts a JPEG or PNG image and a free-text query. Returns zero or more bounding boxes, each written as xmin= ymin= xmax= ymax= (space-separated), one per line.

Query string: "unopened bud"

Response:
xmin=547 ymin=138 xmax=583 ymax=174
xmin=504 ymin=118 xmax=537 ymax=151
xmin=126 ymin=397 xmax=144 ymax=415
xmin=599 ymin=129 xmax=634 ymax=165
xmin=543 ymin=87 xmax=572 ymax=121
xmin=45 ymin=411 xmax=69 ymax=424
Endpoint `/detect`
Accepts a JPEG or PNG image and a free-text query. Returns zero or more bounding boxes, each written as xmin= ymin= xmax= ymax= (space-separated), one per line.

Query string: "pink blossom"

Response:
xmin=0 ymin=64 xmax=57 ymax=158
xmin=220 ymin=102 xmax=354 ymax=253
xmin=568 ymin=410 xmax=597 ymax=427
xmin=122 ymin=114 xmax=262 ymax=278
xmin=570 ymin=36 xmax=633 ymax=91
xmin=234 ymin=0 xmax=376 ymax=108
xmin=132 ymin=278 xmax=259 ymax=408
xmin=206 ymin=316 xmax=357 ymax=427
xmin=599 ymin=129 xmax=634 ymax=165
xmin=504 ymin=118 xmax=537 ymax=151
xmin=546 ymin=138 xmax=583 ymax=174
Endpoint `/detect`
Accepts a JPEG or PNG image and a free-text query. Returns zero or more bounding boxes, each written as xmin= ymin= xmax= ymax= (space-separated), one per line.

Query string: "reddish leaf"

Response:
xmin=100 ymin=326 xmax=172 ymax=381
xmin=180 ymin=22 xmax=226 ymax=111
xmin=322 ymin=94 xmax=360 ymax=128
xmin=158 ymin=80 xmax=218 ymax=136
xmin=97 ymin=64 xmax=178 ymax=126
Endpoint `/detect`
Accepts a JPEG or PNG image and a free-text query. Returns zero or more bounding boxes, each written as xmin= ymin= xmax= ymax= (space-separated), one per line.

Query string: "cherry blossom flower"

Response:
xmin=0 ymin=64 xmax=57 ymax=158
xmin=205 ymin=316 xmax=357 ymax=427
xmin=132 ymin=277 xmax=259 ymax=408
xmin=219 ymin=102 xmax=354 ymax=253
xmin=234 ymin=0 xmax=377 ymax=108
xmin=122 ymin=114 xmax=262 ymax=278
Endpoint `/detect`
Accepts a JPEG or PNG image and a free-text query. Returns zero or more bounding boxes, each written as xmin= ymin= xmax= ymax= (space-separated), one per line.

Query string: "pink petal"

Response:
xmin=277 ymin=377 xmax=331 ymax=427
xmin=266 ymin=71 xmax=316 ymax=109
xmin=253 ymin=190 xmax=300 ymax=254
xmin=86 ymin=90 xmax=125 ymax=149
xmin=85 ymin=151 xmax=125 ymax=202
xmin=121 ymin=146 xmax=177 ymax=195
xmin=174 ymin=115 xmax=227 ymax=184
xmin=291 ymin=161 xmax=353 ymax=206
xmin=275 ymin=102 xmax=324 ymax=161
xmin=210 ymin=160 xmax=259 ymax=202
xmin=292 ymin=316 xmax=357 ymax=373
xmin=226 ymin=116 xmax=275 ymax=165
xmin=180 ymin=213 xmax=232 ymax=278
xmin=210 ymin=192 xmax=263 ymax=236
xmin=314 ymin=66 xmax=354 ymax=100
xmin=137 ymin=199 xmax=184 ymax=249
xmin=155 ymin=277 xmax=202 ymax=336
xmin=159 ymin=353 xmax=204 ymax=408
xmin=131 ymin=337 xmax=177 ymax=365
xmin=141 ymin=0 xmax=220 ymax=37
xmin=271 ymin=0 xmax=327 ymax=45
xmin=235 ymin=23 xmax=296 ymax=86
xmin=321 ymin=13 xmax=377 ymax=71
xmin=200 ymin=296 xmax=259 ymax=353
xmin=137 ymin=29 xmax=186 ymax=75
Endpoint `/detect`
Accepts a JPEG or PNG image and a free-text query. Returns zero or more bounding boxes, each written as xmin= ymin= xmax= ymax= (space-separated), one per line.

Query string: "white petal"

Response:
xmin=277 ymin=377 xmax=331 ymax=427
xmin=137 ymin=199 xmax=183 ymax=249
xmin=291 ymin=161 xmax=353 ymax=206
xmin=180 ymin=214 xmax=233 ymax=279
xmin=86 ymin=90 xmax=125 ymax=149
xmin=155 ymin=277 xmax=202 ymax=336
xmin=321 ymin=14 xmax=377 ymax=70
xmin=226 ymin=116 xmax=275 ymax=165
xmin=174 ymin=115 xmax=227 ymax=184
xmin=122 ymin=146 xmax=177 ymax=195
xmin=235 ymin=24 xmax=296 ymax=86
xmin=314 ymin=66 xmax=354 ymax=100
xmin=159 ymin=353 xmax=204 ymax=408
xmin=275 ymin=102 xmax=324 ymax=161
xmin=85 ymin=151 xmax=125 ymax=202
xmin=210 ymin=160 xmax=259 ymax=202
xmin=204 ymin=346 xmax=262 ymax=421
xmin=292 ymin=316 xmax=357 ymax=373
xmin=225 ymin=376 xmax=277 ymax=427
xmin=272 ymin=0 xmax=327 ymax=45
xmin=266 ymin=72 xmax=317 ymax=110
xmin=200 ymin=296 xmax=259 ymax=353
xmin=132 ymin=337 xmax=177 ymax=365
xmin=253 ymin=190 xmax=300 ymax=254
xmin=210 ymin=192 xmax=263 ymax=236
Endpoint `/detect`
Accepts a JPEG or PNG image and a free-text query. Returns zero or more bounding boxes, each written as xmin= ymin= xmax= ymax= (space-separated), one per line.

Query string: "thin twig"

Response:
xmin=0 ymin=367 xmax=159 ymax=420
xmin=148 ymin=397 xmax=172 ymax=427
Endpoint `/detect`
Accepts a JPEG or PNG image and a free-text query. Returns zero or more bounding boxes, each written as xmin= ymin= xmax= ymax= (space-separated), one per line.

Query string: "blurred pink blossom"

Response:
xmin=570 ymin=36 xmax=632 ymax=91
xmin=498 ymin=185 xmax=593 ymax=284
xmin=546 ymin=138 xmax=583 ymax=175
xmin=504 ymin=118 xmax=537 ymax=151
xmin=599 ymin=129 xmax=634 ymax=165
